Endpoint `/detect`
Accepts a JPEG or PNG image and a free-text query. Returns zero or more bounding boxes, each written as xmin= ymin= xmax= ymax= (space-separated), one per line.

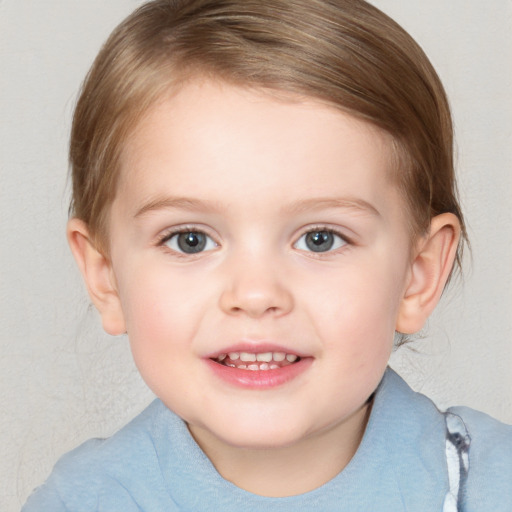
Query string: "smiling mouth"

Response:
xmin=211 ymin=351 xmax=301 ymax=371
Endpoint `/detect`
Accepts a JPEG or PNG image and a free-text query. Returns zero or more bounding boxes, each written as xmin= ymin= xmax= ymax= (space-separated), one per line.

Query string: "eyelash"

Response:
xmin=157 ymin=227 xmax=218 ymax=256
xmin=156 ymin=225 xmax=352 ymax=256
xmin=293 ymin=227 xmax=351 ymax=255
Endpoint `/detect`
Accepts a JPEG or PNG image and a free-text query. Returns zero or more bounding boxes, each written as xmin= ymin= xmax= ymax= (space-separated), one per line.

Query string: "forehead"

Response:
xmin=115 ymin=79 xmax=400 ymax=218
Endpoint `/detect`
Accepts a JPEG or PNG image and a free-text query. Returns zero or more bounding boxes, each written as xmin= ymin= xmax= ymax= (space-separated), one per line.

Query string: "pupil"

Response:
xmin=178 ymin=232 xmax=206 ymax=253
xmin=306 ymin=231 xmax=333 ymax=252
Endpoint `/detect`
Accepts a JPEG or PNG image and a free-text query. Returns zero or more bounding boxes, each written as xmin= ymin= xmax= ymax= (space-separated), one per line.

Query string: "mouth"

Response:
xmin=211 ymin=351 xmax=301 ymax=371
xmin=207 ymin=348 xmax=311 ymax=388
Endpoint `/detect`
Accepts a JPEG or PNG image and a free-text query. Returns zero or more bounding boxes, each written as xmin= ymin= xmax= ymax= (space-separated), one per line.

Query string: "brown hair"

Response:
xmin=70 ymin=0 xmax=467 ymax=269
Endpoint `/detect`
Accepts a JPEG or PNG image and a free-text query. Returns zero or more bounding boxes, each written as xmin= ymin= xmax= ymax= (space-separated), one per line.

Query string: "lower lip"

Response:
xmin=206 ymin=358 xmax=312 ymax=389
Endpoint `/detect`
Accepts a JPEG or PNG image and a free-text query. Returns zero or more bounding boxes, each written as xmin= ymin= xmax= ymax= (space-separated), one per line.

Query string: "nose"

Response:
xmin=218 ymin=257 xmax=294 ymax=318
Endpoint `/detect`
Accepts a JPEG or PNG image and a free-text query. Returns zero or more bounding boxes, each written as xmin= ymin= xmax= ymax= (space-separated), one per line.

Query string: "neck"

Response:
xmin=188 ymin=400 xmax=372 ymax=497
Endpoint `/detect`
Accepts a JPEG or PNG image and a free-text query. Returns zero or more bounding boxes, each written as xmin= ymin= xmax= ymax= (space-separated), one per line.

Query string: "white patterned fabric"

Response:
xmin=443 ymin=413 xmax=471 ymax=512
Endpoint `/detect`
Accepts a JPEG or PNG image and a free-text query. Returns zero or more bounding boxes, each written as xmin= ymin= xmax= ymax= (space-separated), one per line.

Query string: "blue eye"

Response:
xmin=163 ymin=231 xmax=217 ymax=254
xmin=295 ymin=229 xmax=347 ymax=253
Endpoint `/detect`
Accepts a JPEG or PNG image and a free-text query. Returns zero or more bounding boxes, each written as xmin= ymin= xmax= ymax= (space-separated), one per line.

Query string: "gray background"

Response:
xmin=1 ymin=1 xmax=511 ymax=509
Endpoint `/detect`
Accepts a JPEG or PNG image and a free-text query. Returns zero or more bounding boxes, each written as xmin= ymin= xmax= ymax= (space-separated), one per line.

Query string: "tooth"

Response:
xmin=286 ymin=354 xmax=298 ymax=362
xmin=228 ymin=352 xmax=240 ymax=360
xmin=240 ymin=352 xmax=256 ymax=362
xmin=238 ymin=364 xmax=247 ymax=369
xmin=260 ymin=363 xmax=269 ymax=370
xmin=273 ymin=352 xmax=286 ymax=362
xmin=217 ymin=354 xmax=227 ymax=361
xmin=270 ymin=364 xmax=279 ymax=369
xmin=247 ymin=364 xmax=259 ymax=370
xmin=227 ymin=363 xmax=236 ymax=367
xmin=256 ymin=352 xmax=272 ymax=362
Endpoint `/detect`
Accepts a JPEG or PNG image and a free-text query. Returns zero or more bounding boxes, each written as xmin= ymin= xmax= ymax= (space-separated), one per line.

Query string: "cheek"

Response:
xmin=117 ymin=265 xmax=202 ymax=355
xmin=314 ymin=262 xmax=404 ymax=323
xmin=118 ymin=269 xmax=206 ymax=402
xmin=307 ymin=256 xmax=407 ymax=357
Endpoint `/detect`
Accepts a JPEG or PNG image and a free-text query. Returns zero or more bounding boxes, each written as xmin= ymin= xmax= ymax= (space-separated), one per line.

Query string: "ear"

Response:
xmin=396 ymin=213 xmax=461 ymax=334
xmin=67 ymin=218 xmax=126 ymax=336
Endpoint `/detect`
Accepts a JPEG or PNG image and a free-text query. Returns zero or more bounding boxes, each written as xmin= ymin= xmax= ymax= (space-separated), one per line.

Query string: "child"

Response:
xmin=22 ymin=0 xmax=512 ymax=510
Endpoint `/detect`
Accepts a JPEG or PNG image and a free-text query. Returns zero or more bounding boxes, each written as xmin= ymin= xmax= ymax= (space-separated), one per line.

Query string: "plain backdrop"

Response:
xmin=1 ymin=1 xmax=511 ymax=510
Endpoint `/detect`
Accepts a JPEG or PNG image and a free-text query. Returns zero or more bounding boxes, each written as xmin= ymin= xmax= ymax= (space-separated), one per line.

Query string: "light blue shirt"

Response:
xmin=22 ymin=369 xmax=512 ymax=511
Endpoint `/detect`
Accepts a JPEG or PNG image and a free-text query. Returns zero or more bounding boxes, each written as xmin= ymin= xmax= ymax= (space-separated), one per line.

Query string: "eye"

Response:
xmin=294 ymin=229 xmax=347 ymax=253
xmin=163 ymin=230 xmax=217 ymax=254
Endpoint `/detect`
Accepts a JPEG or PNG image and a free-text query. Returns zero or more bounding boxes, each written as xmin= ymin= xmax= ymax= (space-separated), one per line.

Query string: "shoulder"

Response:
xmin=379 ymin=370 xmax=512 ymax=509
xmin=447 ymin=405 xmax=512 ymax=508
xmin=22 ymin=399 xmax=179 ymax=512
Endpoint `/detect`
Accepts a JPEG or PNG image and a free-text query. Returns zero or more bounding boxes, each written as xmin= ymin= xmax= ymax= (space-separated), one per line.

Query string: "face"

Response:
xmin=107 ymin=79 xmax=414 ymax=452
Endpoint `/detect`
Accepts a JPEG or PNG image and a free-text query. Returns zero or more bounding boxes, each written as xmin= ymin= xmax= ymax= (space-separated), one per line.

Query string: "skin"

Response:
xmin=69 ymin=79 xmax=460 ymax=497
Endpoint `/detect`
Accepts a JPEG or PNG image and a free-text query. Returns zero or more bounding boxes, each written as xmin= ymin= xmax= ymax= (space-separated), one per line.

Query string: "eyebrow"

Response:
xmin=134 ymin=195 xmax=380 ymax=218
xmin=283 ymin=197 xmax=381 ymax=217
xmin=134 ymin=196 xmax=224 ymax=218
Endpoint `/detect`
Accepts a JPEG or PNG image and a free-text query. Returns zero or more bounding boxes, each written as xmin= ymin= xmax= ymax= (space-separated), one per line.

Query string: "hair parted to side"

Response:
xmin=70 ymin=0 xmax=467 ymax=271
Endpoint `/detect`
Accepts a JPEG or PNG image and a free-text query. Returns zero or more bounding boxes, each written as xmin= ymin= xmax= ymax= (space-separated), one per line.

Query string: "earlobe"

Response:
xmin=396 ymin=213 xmax=461 ymax=334
xmin=67 ymin=219 xmax=126 ymax=336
